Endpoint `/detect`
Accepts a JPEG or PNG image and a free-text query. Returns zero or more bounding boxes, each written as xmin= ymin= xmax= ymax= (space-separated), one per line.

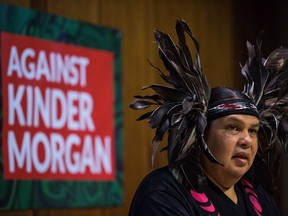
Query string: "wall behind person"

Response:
xmin=1 ymin=0 xmax=286 ymax=215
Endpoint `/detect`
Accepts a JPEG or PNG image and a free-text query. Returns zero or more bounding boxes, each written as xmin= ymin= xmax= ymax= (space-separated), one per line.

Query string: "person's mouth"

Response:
xmin=232 ymin=152 xmax=249 ymax=166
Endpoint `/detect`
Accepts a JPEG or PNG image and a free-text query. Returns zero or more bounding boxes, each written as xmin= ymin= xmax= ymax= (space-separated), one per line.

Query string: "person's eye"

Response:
xmin=229 ymin=125 xmax=237 ymax=130
xmin=249 ymin=128 xmax=258 ymax=136
xmin=227 ymin=125 xmax=239 ymax=132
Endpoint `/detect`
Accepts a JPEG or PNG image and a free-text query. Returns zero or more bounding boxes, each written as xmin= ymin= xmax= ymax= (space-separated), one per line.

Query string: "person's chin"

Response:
xmin=230 ymin=166 xmax=249 ymax=178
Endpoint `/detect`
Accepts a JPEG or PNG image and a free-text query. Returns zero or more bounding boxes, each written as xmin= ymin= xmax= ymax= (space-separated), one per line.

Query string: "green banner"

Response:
xmin=0 ymin=3 xmax=123 ymax=210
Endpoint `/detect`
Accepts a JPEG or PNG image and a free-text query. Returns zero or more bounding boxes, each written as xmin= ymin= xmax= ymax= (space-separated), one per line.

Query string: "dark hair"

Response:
xmin=206 ymin=87 xmax=259 ymax=122
xmin=208 ymin=86 xmax=249 ymax=105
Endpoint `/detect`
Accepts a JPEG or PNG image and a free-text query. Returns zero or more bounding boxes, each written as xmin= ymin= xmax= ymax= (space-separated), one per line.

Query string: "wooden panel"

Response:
xmin=0 ymin=0 xmax=237 ymax=215
xmin=100 ymin=1 xmax=156 ymax=215
xmin=0 ymin=0 xmax=30 ymax=7
xmin=0 ymin=210 xmax=33 ymax=216
xmin=46 ymin=0 xmax=101 ymax=24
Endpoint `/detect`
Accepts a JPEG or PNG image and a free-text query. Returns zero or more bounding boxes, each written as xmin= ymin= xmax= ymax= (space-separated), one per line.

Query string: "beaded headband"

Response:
xmin=207 ymin=99 xmax=259 ymax=121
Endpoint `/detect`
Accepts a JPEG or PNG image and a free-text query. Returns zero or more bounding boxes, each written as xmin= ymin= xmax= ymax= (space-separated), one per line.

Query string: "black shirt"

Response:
xmin=129 ymin=166 xmax=279 ymax=216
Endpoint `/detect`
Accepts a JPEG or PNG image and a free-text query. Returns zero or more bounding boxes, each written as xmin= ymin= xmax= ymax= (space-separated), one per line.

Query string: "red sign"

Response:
xmin=1 ymin=32 xmax=115 ymax=180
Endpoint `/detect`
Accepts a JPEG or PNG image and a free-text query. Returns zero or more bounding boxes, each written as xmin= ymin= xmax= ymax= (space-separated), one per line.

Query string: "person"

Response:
xmin=129 ymin=19 xmax=288 ymax=216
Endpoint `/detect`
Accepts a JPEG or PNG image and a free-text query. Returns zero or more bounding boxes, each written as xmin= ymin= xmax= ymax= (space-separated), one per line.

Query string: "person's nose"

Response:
xmin=237 ymin=130 xmax=253 ymax=148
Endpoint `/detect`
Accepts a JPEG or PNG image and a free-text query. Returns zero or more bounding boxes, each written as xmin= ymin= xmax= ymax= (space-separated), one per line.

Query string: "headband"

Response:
xmin=207 ymin=99 xmax=259 ymax=121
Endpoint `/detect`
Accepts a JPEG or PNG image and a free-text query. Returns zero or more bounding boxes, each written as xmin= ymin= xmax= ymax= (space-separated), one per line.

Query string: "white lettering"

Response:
xmin=35 ymin=50 xmax=50 ymax=81
xmin=79 ymin=92 xmax=95 ymax=131
xmin=34 ymin=87 xmax=50 ymax=128
xmin=79 ymin=135 xmax=94 ymax=173
xmin=67 ymin=91 xmax=79 ymax=130
xmin=7 ymin=46 xmax=22 ymax=78
xmin=95 ymin=136 xmax=112 ymax=174
xmin=78 ymin=57 xmax=89 ymax=87
xmin=8 ymin=131 xmax=32 ymax=173
xmin=26 ymin=86 xmax=33 ymax=126
xmin=50 ymin=133 xmax=65 ymax=173
xmin=7 ymin=84 xmax=95 ymax=131
xmin=32 ymin=132 xmax=51 ymax=173
xmin=8 ymin=84 xmax=25 ymax=126
xmin=21 ymin=47 xmax=35 ymax=79
xmin=51 ymin=89 xmax=67 ymax=129
xmin=7 ymin=132 xmax=113 ymax=175
xmin=65 ymin=134 xmax=80 ymax=174
xmin=7 ymin=47 xmax=89 ymax=86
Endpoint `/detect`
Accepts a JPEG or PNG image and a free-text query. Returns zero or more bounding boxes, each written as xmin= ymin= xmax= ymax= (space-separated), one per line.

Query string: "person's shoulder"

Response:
xmin=131 ymin=166 xmax=190 ymax=206
xmin=145 ymin=166 xmax=174 ymax=180
xmin=129 ymin=166 xmax=195 ymax=216
xmin=136 ymin=166 xmax=179 ymax=192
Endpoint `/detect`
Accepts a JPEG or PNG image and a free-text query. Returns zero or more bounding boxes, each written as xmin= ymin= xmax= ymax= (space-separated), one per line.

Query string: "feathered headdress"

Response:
xmin=130 ymin=19 xmax=219 ymax=174
xmin=130 ymin=19 xmax=288 ymax=191
xmin=241 ymin=33 xmax=288 ymax=191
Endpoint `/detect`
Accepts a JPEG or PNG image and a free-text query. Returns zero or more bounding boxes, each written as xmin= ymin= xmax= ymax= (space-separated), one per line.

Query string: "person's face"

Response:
xmin=202 ymin=114 xmax=260 ymax=185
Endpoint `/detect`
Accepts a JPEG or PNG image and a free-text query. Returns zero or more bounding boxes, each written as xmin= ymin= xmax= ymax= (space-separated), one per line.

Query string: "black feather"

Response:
xmin=241 ymin=33 xmax=288 ymax=193
xmin=130 ymin=19 xmax=215 ymax=178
